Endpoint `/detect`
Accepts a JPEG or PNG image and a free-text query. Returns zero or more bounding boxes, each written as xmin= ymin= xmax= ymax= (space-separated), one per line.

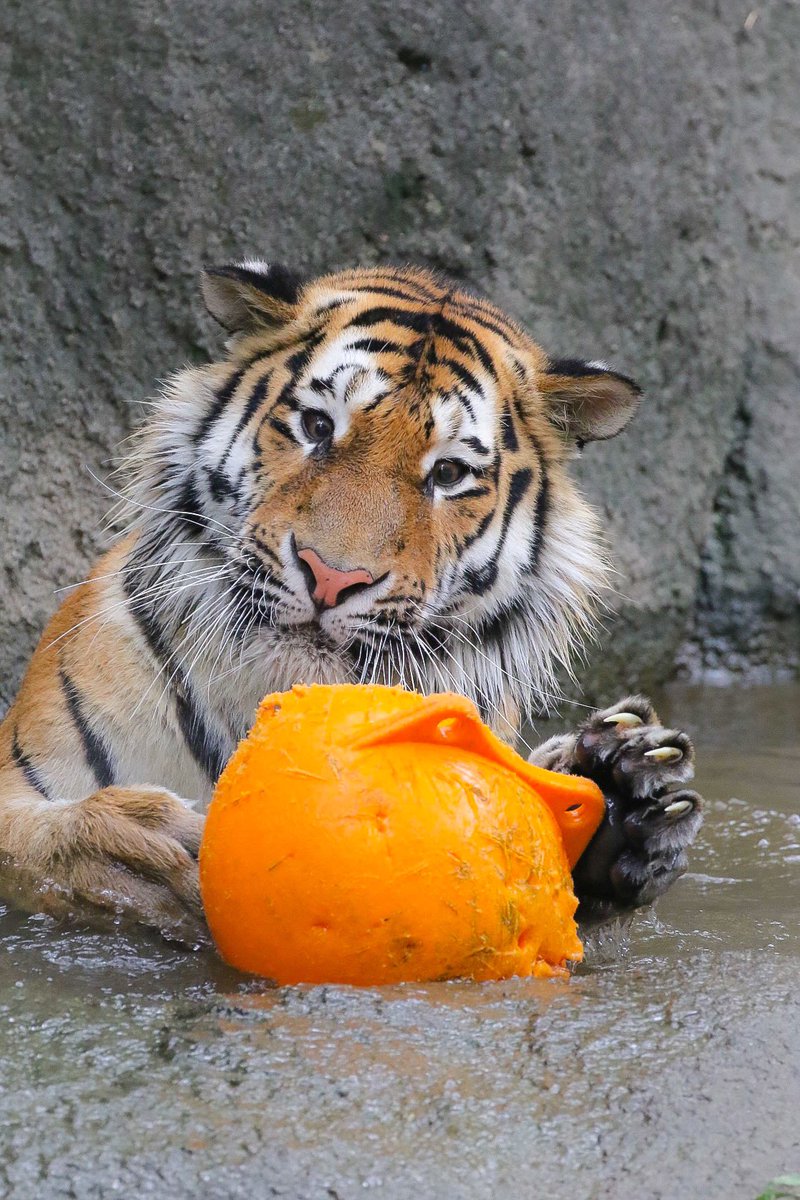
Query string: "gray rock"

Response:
xmin=1 ymin=0 xmax=798 ymax=710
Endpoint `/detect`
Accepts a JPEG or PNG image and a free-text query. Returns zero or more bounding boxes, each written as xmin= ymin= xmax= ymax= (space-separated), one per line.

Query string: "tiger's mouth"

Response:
xmin=272 ymin=620 xmax=340 ymax=652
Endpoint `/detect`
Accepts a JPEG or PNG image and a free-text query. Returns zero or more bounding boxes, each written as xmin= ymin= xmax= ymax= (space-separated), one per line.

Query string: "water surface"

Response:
xmin=1 ymin=685 xmax=798 ymax=1199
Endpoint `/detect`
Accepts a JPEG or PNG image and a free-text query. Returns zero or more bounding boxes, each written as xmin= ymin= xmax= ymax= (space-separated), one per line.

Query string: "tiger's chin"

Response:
xmin=251 ymin=622 xmax=355 ymax=695
xmin=273 ymin=619 xmax=341 ymax=651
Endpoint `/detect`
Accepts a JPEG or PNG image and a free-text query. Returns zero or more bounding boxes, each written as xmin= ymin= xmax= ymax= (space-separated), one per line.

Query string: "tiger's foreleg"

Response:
xmin=0 ymin=541 xmax=210 ymax=942
xmin=0 ymin=778 xmax=207 ymax=943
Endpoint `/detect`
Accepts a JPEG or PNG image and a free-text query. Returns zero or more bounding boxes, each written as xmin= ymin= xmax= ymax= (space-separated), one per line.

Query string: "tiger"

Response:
xmin=0 ymin=261 xmax=703 ymax=945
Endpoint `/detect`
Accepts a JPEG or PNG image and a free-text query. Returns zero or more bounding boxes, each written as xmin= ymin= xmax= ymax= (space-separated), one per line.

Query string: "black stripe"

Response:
xmin=313 ymin=297 xmax=348 ymax=315
xmin=268 ymin=415 xmax=295 ymax=442
xmin=346 ymin=306 xmax=433 ymax=335
xmin=204 ymin=465 xmax=236 ymax=503
xmin=176 ymin=473 xmax=209 ymax=535
xmin=60 ymin=669 xmax=115 ymax=789
xmin=346 ymin=337 xmax=406 ymax=356
xmin=363 ymin=391 xmax=390 ymax=413
xmin=123 ymin=578 xmax=230 ymax=783
xmin=463 ymin=435 xmax=490 ymax=456
xmin=463 ymin=508 xmax=495 ymax=549
xmin=529 ymin=471 xmax=550 ymax=570
xmin=429 ymin=315 xmax=499 ymax=379
xmin=448 ymin=301 xmax=520 ymax=344
xmin=512 ymin=397 xmax=529 ymax=429
xmin=124 ymin=572 xmax=173 ymax=662
xmin=353 ymin=617 xmax=406 ymax=635
xmin=193 ymin=369 xmax=245 ymax=446
xmin=252 ymin=375 xmax=302 ymax=454
xmin=231 ymin=469 xmax=250 ymax=519
xmin=218 ymin=371 xmax=272 ymax=468
xmin=249 ymin=575 xmax=292 ymax=600
xmin=241 ymin=347 xmax=275 ymax=372
xmin=125 ymin=525 xmax=169 ymax=577
xmin=448 ymin=388 xmax=476 ymax=422
xmin=262 ymin=323 xmax=325 ymax=360
xmin=316 ymin=287 xmax=428 ymax=315
xmin=461 ymin=467 xmax=533 ymax=594
xmin=250 ymin=534 xmax=281 ymax=566
xmin=344 ymin=276 xmax=517 ymax=337
xmin=354 ymin=309 xmax=500 ymax=382
xmin=285 ymin=329 xmax=326 ymax=376
xmin=268 ymin=376 xmax=300 ymax=412
xmin=500 ymin=403 xmax=519 ymax=450
xmin=436 ymin=356 xmax=484 ymax=396
xmin=504 ymin=466 xmax=534 ymax=521
xmin=324 ymin=362 xmax=353 ymax=383
xmin=173 ymin=691 xmax=229 ymax=782
xmin=527 ymin=436 xmax=551 ymax=571
xmin=350 ymin=282 xmax=441 ymax=303
xmin=475 ymin=595 xmax=525 ymax=643
xmin=11 ymin=730 xmax=51 ymax=800
xmin=233 ymin=577 xmax=293 ymax=615
xmin=445 ymin=485 xmax=491 ymax=501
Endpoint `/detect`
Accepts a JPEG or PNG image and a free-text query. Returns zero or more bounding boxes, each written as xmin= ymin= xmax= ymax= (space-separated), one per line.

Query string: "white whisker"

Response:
xmin=86 ymin=466 xmax=237 ymax=540
xmin=137 ymin=580 xmax=245 ymax=719
xmin=44 ymin=563 xmax=227 ymax=652
xmin=53 ymin=545 xmax=219 ymax=594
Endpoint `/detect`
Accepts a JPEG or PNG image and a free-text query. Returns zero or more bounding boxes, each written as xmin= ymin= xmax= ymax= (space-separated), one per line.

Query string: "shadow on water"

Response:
xmin=1 ymin=686 xmax=798 ymax=1200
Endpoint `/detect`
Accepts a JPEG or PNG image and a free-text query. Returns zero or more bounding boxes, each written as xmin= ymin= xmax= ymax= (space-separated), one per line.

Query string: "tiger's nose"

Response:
xmin=295 ymin=545 xmax=375 ymax=609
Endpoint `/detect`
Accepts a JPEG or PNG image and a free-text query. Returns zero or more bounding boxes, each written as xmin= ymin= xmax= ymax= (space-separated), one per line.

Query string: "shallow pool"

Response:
xmin=1 ymin=686 xmax=798 ymax=1199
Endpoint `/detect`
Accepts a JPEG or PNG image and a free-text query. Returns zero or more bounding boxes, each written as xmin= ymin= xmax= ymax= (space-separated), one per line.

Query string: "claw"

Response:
xmin=663 ymin=798 xmax=693 ymax=818
xmin=603 ymin=712 xmax=644 ymax=728
xmin=644 ymin=746 xmax=683 ymax=763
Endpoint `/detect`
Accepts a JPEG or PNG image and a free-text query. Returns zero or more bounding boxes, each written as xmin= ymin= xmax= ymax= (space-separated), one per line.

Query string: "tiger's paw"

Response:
xmin=531 ymin=696 xmax=704 ymax=925
xmin=0 ymin=787 xmax=209 ymax=947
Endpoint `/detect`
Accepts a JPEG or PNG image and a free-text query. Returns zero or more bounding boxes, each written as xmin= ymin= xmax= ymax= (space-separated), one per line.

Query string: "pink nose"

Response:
xmin=296 ymin=547 xmax=374 ymax=609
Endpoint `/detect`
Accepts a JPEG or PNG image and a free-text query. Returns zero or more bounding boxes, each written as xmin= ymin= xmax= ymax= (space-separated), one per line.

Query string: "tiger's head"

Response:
xmin=125 ymin=262 xmax=639 ymax=736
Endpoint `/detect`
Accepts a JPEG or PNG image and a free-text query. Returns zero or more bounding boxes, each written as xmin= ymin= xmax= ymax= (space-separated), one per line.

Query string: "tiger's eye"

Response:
xmin=301 ymin=409 xmax=335 ymax=444
xmin=431 ymin=459 xmax=468 ymax=488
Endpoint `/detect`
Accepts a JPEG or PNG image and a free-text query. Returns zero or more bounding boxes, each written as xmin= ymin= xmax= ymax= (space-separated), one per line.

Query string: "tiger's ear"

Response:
xmin=201 ymin=260 xmax=305 ymax=333
xmin=538 ymin=358 xmax=641 ymax=444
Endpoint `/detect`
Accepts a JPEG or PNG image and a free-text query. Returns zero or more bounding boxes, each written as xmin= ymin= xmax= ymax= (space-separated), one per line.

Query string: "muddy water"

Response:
xmin=1 ymin=686 xmax=798 ymax=1200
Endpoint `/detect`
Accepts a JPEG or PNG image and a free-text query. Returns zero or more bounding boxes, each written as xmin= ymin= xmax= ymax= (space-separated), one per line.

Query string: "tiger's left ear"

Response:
xmin=538 ymin=358 xmax=642 ymax=444
xmin=201 ymin=260 xmax=306 ymax=333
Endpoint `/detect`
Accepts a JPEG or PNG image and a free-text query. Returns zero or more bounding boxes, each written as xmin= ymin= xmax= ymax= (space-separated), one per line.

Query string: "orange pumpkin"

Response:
xmin=199 ymin=684 xmax=605 ymax=985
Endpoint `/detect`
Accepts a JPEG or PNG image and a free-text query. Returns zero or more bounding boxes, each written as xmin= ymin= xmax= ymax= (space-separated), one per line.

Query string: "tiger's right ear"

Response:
xmin=201 ymin=260 xmax=305 ymax=333
xmin=537 ymin=357 xmax=642 ymax=444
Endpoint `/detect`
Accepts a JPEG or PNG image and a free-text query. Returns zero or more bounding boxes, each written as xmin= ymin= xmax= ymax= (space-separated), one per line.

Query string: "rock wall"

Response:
xmin=2 ymin=0 xmax=798 ymax=709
